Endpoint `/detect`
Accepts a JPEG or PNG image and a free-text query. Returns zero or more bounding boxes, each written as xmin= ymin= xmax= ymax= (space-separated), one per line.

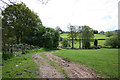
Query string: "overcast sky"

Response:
xmin=2 ymin=0 xmax=119 ymax=32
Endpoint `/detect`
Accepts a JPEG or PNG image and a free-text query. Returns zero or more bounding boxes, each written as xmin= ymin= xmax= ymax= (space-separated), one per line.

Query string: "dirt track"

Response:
xmin=32 ymin=52 xmax=65 ymax=78
xmin=32 ymin=51 xmax=102 ymax=78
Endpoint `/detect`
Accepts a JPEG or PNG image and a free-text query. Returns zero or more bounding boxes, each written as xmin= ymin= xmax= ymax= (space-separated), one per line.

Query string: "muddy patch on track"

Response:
xmin=45 ymin=52 xmax=102 ymax=78
xmin=32 ymin=52 xmax=65 ymax=78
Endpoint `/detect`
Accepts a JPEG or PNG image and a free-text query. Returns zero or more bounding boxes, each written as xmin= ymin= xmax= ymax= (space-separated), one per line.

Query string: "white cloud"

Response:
xmin=21 ymin=0 xmax=119 ymax=32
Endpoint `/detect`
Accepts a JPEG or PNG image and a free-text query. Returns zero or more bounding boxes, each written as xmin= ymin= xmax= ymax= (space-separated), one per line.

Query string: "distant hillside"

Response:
xmin=111 ymin=29 xmax=120 ymax=33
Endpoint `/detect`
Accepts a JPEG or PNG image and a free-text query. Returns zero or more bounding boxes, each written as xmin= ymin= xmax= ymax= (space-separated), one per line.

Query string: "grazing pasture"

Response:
xmin=60 ymin=33 xmax=107 ymax=47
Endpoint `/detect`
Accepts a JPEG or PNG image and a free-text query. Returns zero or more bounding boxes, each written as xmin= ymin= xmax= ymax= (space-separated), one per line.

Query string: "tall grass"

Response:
xmin=2 ymin=49 xmax=44 ymax=78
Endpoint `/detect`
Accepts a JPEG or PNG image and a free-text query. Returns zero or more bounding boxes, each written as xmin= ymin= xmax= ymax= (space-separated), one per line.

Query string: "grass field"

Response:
xmin=60 ymin=33 xmax=69 ymax=38
xmin=60 ymin=33 xmax=107 ymax=47
xmin=2 ymin=49 xmax=46 ymax=78
xmin=94 ymin=34 xmax=106 ymax=39
xmin=53 ymin=48 xmax=118 ymax=78
xmin=60 ymin=33 xmax=107 ymax=39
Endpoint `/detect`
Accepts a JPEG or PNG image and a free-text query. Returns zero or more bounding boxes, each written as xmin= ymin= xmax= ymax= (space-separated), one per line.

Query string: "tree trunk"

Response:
xmin=82 ymin=39 xmax=84 ymax=49
xmin=79 ymin=39 xmax=81 ymax=49
xmin=20 ymin=31 xmax=23 ymax=43
xmin=2 ymin=44 xmax=5 ymax=58
xmin=16 ymin=31 xmax=20 ymax=44
xmin=10 ymin=45 xmax=13 ymax=53
xmin=72 ymin=37 xmax=74 ymax=49
xmin=16 ymin=35 xmax=19 ymax=44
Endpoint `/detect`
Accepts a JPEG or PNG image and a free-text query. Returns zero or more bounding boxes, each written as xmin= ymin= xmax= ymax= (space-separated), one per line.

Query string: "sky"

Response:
xmin=1 ymin=0 xmax=119 ymax=32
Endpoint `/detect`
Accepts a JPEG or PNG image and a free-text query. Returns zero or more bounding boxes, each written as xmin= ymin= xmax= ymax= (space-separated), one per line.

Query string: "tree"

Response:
xmin=22 ymin=25 xmax=45 ymax=47
xmin=93 ymin=30 xmax=98 ymax=34
xmin=99 ymin=30 xmax=105 ymax=35
xmin=94 ymin=39 xmax=98 ymax=46
xmin=43 ymin=31 xmax=54 ymax=49
xmin=53 ymin=30 xmax=60 ymax=48
xmin=2 ymin=3 xmax=42 ymax=44
xmin=68 ymin=25 xmax=77 ymax=49
xmin=77 ymin=26 xmax=82 ymax=48
xmin=61 ymin=38 xmax=69 ymax=47
xmin=81 ymin=26 xmax=94 ymax=49
xmin=2 ymin=3 xmax=42 ymax=58
xmin=42 ymin=28 xmax=60 ymax=49
xmin=118 ymin=32 xmax=120 ymax=48
xmin=105 ymin=31 xmax=114 ymax=37
xmin=55 ymin=26 xmax=63 ymax=34
xmin=105 ymin=34 xmax=118 ymax=48
xmin=0 ymin=0 xmax=50 ymax=10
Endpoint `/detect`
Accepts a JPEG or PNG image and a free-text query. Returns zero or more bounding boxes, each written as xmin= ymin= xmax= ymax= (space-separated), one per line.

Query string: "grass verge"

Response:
xmin=2 ymin=48 xmax=45 ymax=78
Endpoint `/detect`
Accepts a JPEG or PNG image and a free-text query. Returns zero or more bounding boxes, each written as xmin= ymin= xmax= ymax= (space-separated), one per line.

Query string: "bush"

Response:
xmin=106 ymin=31 xmax=114 ymax=37
xmin=61 ymin=38 xmax=69 ymax=47
xmin=43 ymin=28 xmax=60 ymax=49
xmin=105 ymin=35 xmax=118 ymax=48
xmin=85 ymin=41 xmax=90 ymax=49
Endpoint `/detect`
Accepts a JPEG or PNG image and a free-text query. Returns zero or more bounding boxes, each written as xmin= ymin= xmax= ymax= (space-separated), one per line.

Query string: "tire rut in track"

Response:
xmin=45 ymin=52 xmax=103 ymax=78
xmin=32 ymin=52 xmax=65 ymax=78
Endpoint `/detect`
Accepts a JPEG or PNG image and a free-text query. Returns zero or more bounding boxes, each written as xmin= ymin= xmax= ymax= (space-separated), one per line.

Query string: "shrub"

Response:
xmin=85 ymin=41 xmax=90 ymax=49
xmin=43 ymin=28 xmax=60 ymax=49
xmin=61 ymin=38 xmax=69 ymax=47
xmin=106 ymin=31 xmax=114 ymax=37
xmin=105 ymin=35 xmax=118 ymax=48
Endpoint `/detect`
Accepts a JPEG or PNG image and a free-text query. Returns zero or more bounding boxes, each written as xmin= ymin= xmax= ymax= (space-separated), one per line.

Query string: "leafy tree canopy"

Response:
xmin=2 ymin=3 xmax=42 ymax=44
xmin=105 ymin=31 xmax=114 ymax=37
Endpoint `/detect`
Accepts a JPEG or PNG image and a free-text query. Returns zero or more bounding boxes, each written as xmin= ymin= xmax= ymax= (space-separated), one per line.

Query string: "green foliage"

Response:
xmin=118 ymin=32 xmax=120 ymax=48
xmin=105 ymin=34 xmax=118 ymax=48
xmin=68 ymin=25 xmax=77 ymax=48
xmin=43 ymin=31 xmax=54 ymax=49
xmin=81 ymin=25 xmax=94 ymax=49
xmin=77 ymin=26 xmax=82 ymax=48
xmin=22 ymin=25 xmax=46 ymax=47
xmin=2 ymin=3 xmax=42 ymax=44
xmin=2 ymin=52 xmax=14 ymax=60
xmin=61 ymin=38 xmax=70 ymax=47
xmin=43 ymin=28 xmax=60 ymax=49
xmin=62 ymin=26 xmax=94 ymax=49
xmin=99 ymin=30 xmax=105 ymax=35
xmin=53 ymin=49 xmax=118 ymax=78
xmin=2 ymin=3 xmax=42 ymax=59
xmin=55 ymin=26 xmax=63 ymax=34
xmin=60 ymin=33 xmax=107 ymax=48
xmin=53 ymin=30 xmax=60 ymax=48
xmin=105 ymin=31 xmax=114 ymax=37
xmin=93 ymin=30 xmax=98 ymax=34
